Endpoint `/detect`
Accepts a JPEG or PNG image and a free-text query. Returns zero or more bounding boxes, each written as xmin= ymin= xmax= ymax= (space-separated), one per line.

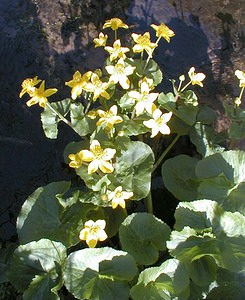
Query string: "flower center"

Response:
xmin=137 ymin=36 xmax=150 ymax=47
xmin=115 ymin=191 xmax=122 ymax=198
xmin=92 ymin=145 xmax=104 ymax=159
xmin=104 ymin=111 xmax=113 ymax=118
xmin=115 ymin=64 xmax=125 ymax=75
xmin=90 ymin=225 xmax=100 ymax=234
xmin=156 ymin=117 xmax=163 ymax=126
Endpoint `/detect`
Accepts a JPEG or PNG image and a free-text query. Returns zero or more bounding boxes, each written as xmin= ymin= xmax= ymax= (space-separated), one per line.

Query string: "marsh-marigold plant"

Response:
xmin=14 ymin=17 xmax=245 ymax=300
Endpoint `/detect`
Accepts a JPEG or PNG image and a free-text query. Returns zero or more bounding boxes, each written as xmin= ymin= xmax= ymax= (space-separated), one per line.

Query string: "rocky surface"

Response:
xmin=1 ymin=0 xmax=245 ymax=240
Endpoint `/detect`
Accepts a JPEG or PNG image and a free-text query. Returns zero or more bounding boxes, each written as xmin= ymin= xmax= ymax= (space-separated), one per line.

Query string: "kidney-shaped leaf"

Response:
xmin=130 ymin=259 xmax=189 ymax=300
xmin=167 ymin=200 xmax=245 ymax=272
xmin=162 ymin=155 xmax=200 ymax=201
xmin=64 ymin=247 xmax=137 ymax=300
xmin=7 ymin=239 xmax=66 ymax=297
xmin=119 ymin=213 xmax=171 ymax=265
xmin=17 ymin=181 xmax=94 ymax=247
xmin=196 ymin=150 xmax=245 ymax=214
xmin=114 ymin=141 xmax=155 ymax=199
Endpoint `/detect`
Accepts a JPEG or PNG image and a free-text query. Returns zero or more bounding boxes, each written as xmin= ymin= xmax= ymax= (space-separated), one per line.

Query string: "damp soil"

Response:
xmin=1 ymin=0 xmax=245 ymax=241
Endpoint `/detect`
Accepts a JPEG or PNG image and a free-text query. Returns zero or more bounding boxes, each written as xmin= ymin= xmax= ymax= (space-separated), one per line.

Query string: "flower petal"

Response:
xmin=99 ymin=160 xmax=114 ymax=173
xmin=88 ymin=160 xmax=99 ymax=174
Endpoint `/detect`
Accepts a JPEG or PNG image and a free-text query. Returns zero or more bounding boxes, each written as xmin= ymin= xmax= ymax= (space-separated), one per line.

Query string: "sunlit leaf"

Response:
xmin=7 ymin=239 xmax=66 ymax=297
xmin=64 ymin=247 xmax=137 ymax=300
xmin=196 ymin=150 xmax=245 ymax=213
xmin=114 ymin=141 xmax=154 ymax=199
xmin=119 ymin=213 xmax=171 ymax=265
xmin=130 ymin=259 xmax=189 ymax=300
xmin=41 ymin=98 xmax=70 ymax=139
xmin=167 ymin=200 xmax=245 ymax=272
xmin=17 ymin=181 xmax=94 ymax=247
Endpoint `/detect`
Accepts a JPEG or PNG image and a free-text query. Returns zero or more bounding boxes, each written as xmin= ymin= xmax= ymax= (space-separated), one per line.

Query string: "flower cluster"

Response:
xmin=20 ymin=17 xmax=207 ymax=249
xmin=19 ymin=77 xmax=57 ymax=108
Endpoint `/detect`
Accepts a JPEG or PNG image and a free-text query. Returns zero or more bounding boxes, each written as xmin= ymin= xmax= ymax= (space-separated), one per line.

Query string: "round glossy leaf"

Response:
xmin=162 ymin=155 xmax=200 ymax=201
xmin=17 ymin=181 xmax=94 ymax=247
xmin=64 ymin=247 xmax=137 ymax=300
xmin=7 ymin=239 xmax=66 ymax=297
xmin=114 ymin=141 xmax=155 ymax=200
xmin=130 ymin=259 xmax=189 ymax=300
xmin=119 ymin=213 xmax=171 ymax=265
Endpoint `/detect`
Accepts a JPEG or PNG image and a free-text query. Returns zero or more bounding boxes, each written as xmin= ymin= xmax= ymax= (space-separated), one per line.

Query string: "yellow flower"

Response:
xmin=235 ymin=70 xmax=245 ymax=87
xmin=87 ymin=110 xmax=98 ymax=119
xmin=19 ymin=76 xmax=41 ymax=98
xmin=79 ymin=219 xmax=107 ymax=248
xmin=65 ymin=70 xmax=92 ymax=100
xmin=68 ymin=151 xmax=84 ymax=169
xmin=150 ymin=23 xmax=175 ymax=42
xmin=96 ymin=105 xmax=123 ymax=130
xmin=81 ymin=140 xmax=116 ymax=174
xmin=93 ymin=32 xmax=108 ymax=48
xmin=84 ymin=73 xmax=110 ymax=101
xmin=132 ymin=32 xmax=157 ymax=57
xmin=25 ymin=81 xmax=57 ymax=108
xmin=188 ymin=67 xmax=206 ymax=87
xmin=105 ymin=58 xmax=135 ymax=89
xmin=107 ymin=186 xmax=133 ymax=209
xmin=103 ymin=18 xmax=128 ymax=30
xmin=104 ymin=39 xmax=130 ymax=61
xmin=128 ymin=77 xmax=158 ymax=116
xmin=143 ymin=109 xmax=172 ymax=137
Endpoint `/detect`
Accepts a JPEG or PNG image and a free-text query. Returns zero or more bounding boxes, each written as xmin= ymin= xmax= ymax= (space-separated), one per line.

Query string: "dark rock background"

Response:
xmin=1 ymin=0 xmax=245 ymax=241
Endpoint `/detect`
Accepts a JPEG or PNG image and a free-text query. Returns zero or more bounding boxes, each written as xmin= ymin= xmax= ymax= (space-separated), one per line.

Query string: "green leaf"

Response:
xmin=118 ymin=92 xmax=135 ymax=110
xmin=168 ymin=115 xmax=191 ymax=135
xmin=206 ymin=282 xmax=245 ymax=300
xmin=162 ymin=155 xmax=200 ymax=201
xmin=103 ymin=207 xmax=127 ymax=238
xmin=70 ymin=102 xmax=95 ymax=137
xmin=158 ymin=92 xmax=198 ymax=126
xmin=167 ymin=200 xmax=245 ymax=272
xmin=23 ymin=274 xmax=59 ymax=300
xmin=190 ymin=123 xmax=225 ymax=157
xmin=144 ymin=59 xmax=163 ymax=86
xmin=41 ymin=98 xmax=71 ymax=139
xmin=7 ymin=239 xmax=66 ymax=296
xmin=229 ymin=121 xmax=245 ymax=140
xmin=0 ymin=243 xmax=16 ymax=283
xmin=64 ymin=247 xmax=137 ymax=300
xmin=129 ymin=59 xmax=163 ymax=86
xmin=17 ymin=181 xmax=94 ymax=247
xmin=197 ymin=105 xmax=217 ymax=124
xmin=196 ymin=151 xmax=245 ymax=213
xmin=119 ymin=213 xmax=171 ymax=265
xmin=130 ymin=259 xmax=189 ymax=300
xmin=120 ymin=116 xmax=148 ymax=136
xmin=114 ymin=141 xmax=155 ymax=199
xmin=187 ymin=256 xmax=217 ymax=286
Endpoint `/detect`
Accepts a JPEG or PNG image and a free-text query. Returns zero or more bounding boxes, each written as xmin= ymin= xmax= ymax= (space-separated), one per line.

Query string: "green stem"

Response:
xmin=131 ymin=108 xmax=136 ymax=119
xmin=152 ymin=134 xmax=180 ymax=173
xmin=46 ymin=102 xmax=73 ymax=129
xmin=84 ymin=95 xmax=93 ymax=114
xmin=180 ymin=81 xmax=191 ymax=92
xmin=142 ymin=36 xmax=161 ymax=74
xmin=144 ymin=190 xmax=153 ymax=214
xmin=236 ymin=86 xmax=245 ymax=108
xmin=115 ymin=29 xmax=117 ymax=41
xmin=178 ymin=79 xmax=184 ymax=91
